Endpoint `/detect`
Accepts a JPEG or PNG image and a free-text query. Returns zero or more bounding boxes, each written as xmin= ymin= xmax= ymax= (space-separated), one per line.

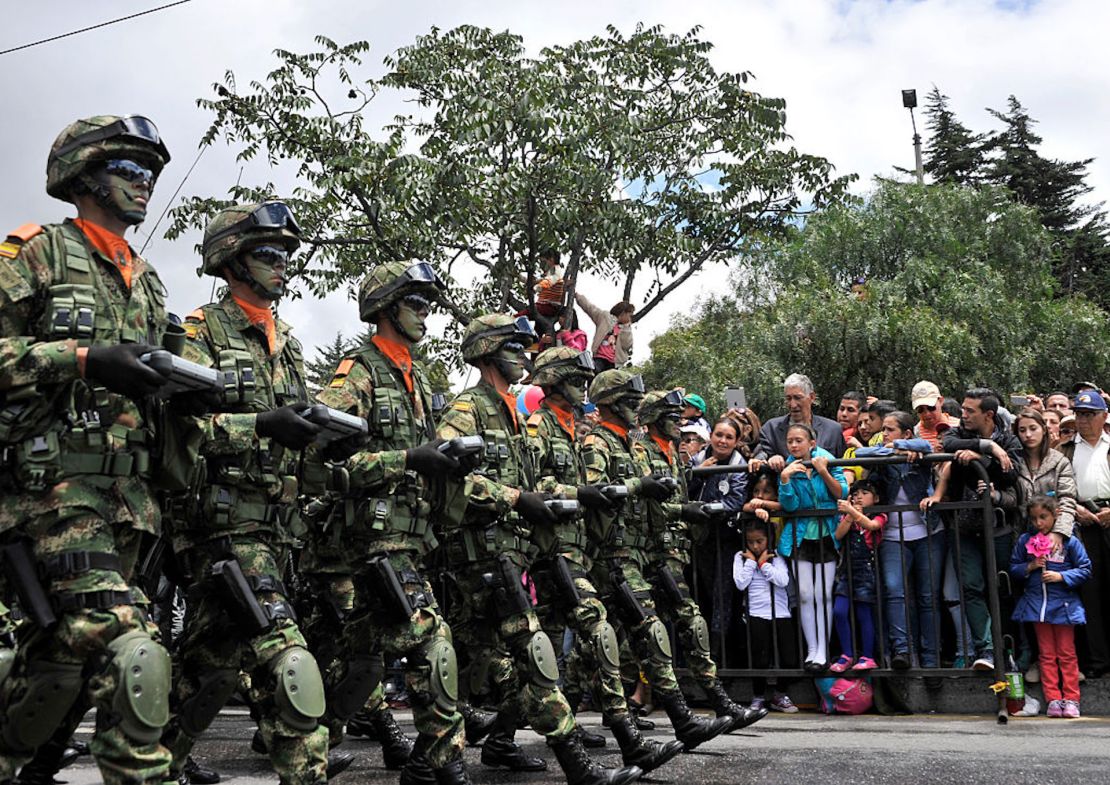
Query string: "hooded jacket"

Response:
xmin=1009 ymin=532 xmax=1091 ymax=625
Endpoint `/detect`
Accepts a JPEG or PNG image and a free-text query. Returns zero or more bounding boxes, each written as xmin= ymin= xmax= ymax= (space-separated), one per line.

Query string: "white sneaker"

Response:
xmin=1025 ymin=662 xmax=1040 ymax=683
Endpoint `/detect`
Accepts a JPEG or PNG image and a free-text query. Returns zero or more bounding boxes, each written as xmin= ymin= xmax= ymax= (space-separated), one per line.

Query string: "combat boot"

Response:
xmin=705 ymin=682 xmax=768 ymax=732
xmin=576 ymin=722 xmax=607 ymax=748
xmin=346 ymin=707 xmax=413 ymax=769
xmin=603 ymin=712 xmax=653 ymax=731
xmin=480 ymin=713 xmax=547 ymax=771
xmin=658 ymin=690 xmax=732 ymax=751
xmin=326 ymin=750 xmax=355 ymax=780
xmin=459 ymin=703 xmax=497 ymax=746
xmin=15 ymin=734 xmax=84 ymax=785
xmin=548 ymin=731 xmax=643 ymax=785
xmin=183 ymin=756 xmax=221 ymax=784
xmin=608 ymin=715 xmax=684 ymax=775
xmin=433 ymin=758 xmax=472 ymax=785
xmin=400 ymin=748 xmax=435 ymax=785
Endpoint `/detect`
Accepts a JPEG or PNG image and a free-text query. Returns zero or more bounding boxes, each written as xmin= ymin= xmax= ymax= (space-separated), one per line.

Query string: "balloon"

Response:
xmin=516 ymin=390 xmax=530 ymax=416
xmin=524 ymin=385 xmax=545 ymax=413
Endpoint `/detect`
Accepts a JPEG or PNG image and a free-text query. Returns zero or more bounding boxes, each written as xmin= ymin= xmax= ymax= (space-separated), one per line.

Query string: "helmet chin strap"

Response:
xmin=228 ymin=258 xmax=283 ymax=301
xmin=387 ymin=302 xmax=423 ymax=344
xmin=80 ymin=175 xmax=144 ymax=226
xmin=492 ymin=357 xmax=523 ymax=384
xmin=613 ymin=401 xmax=639 ymax=427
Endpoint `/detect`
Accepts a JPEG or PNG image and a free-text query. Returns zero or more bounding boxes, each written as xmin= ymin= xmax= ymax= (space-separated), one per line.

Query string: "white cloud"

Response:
xmin=3 ymin=0 xmax=1106 ymax=367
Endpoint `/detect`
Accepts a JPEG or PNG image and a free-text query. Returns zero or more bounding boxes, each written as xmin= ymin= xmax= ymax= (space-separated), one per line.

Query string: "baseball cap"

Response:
xmin=683 ymin=393 xmax=707 ymax=413
xmin=911 ymin=381 xmax=941 ymax=409
xmin=679 ymin=423 xmax=710 ymax=442
xmin=1073 ymin=391 xmax=1108 ymax=411
xmin=1072 ymin=381 xmax=1101 ymax=395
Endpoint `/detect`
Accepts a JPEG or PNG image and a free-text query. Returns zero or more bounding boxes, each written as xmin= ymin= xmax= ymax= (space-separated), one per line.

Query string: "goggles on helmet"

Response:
xmin=399 ymin=293 xmax=433 ymax=312
xmin=363 ymin=262 xmax=446 ymax=312
xmin=662 ymin=390 xmax=685 ymax=407
xmin=102 ymin=159 xmax=156 ymax=186
xmin=54 ymin=115 xmax=171 ymax=164
xmin=464 ymin=316 xmax=538 ymax=353
xmin=204 ymin=201 xmax=301 ymax=250
xmin=610 ymin=375 xmax=646 ymax=397
xmin=544 ymin=352 xmax=596 ymax=376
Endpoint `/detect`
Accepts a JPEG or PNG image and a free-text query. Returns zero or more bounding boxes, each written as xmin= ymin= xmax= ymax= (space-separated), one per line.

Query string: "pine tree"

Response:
xmin=922 ymin=87 xmax=986 ymax=185
xmin=305 ymin=331 xmax=355 ymax=394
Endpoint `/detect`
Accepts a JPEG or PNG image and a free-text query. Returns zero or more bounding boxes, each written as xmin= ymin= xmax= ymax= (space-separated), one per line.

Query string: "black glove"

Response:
xmin=85 ymin=343 xmax=167 ymax=399
xmin=681 ymin=502 xmax=712 ymax=527
xmin=255 ymin=404 xmax=321 ymax=450
xmin=515 ymin=491 xmax=558 ymax=527
xmin=320 ymin=431 xmax=368 ymax=463
xmin=639 ymin=475 xmax=676 ymax=502
xmin=576 ymin=485 xmax=616 ymax=512
xmin=166 ymin=389 xmax=223 ymax=418
xmin=405 ymin=438 xmax=463 ymax=477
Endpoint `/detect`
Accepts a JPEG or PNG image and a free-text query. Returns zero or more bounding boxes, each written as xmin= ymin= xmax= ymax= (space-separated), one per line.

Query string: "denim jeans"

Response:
xmin=878 ymin=533 xmax=945 ymax=667
xmin=946 ymin=528 xmax=1013 ymax=659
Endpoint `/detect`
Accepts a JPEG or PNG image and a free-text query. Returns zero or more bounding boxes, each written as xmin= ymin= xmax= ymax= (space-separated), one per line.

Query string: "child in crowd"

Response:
xmin=742 ymin=467 xmax=785 ymax=545
xmin=734 ymin=520 xmax=798 ymax=712
xmin=830 ymin=479 xmax=886 ymax=673
xmin=1010 ymin=496 xmax=1092 ymax=717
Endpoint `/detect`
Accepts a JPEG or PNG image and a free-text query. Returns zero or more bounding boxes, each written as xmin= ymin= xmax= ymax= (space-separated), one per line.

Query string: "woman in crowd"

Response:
xmin=726 ymin=407 xmax=763 ymax=460
xmin=859 ymin=411 xmax=944 ymax=669
xmin=777 ymin=423 xmax=848 ymax=671
xmin=689 ymin=417 xmax=750 ymax=661
xmin=1043 ymin=409 xmax=1063 ymax=449
xmin=575 ymin=292 xmax=634 ymax=371
xmin=1011 ymin=407 xmax=1077 ymax=541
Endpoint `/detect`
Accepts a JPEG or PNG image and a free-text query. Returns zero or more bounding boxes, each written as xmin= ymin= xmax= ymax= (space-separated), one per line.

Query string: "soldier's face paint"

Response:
xmin=558 ymin=377 xmax=587 ymax=406
xmin=393 ymin=295 xmax=430 ymax=343
xmin=91 ymin=159 xmax=154 ymax=225
xmin=660 ymin=417 xmax=681 ymax=440
xmin=242 ymin=245 xmax=288 ymax=301
xmin=493 ymin=341 xmax=526 ymax=383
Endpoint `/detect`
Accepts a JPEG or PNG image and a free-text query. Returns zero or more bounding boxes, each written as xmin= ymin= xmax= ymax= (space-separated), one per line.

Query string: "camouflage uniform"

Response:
xmin=159 ymin=205 xmax=330 ymax=785
xmin=0 ymin=116 xmax=174 ymax=785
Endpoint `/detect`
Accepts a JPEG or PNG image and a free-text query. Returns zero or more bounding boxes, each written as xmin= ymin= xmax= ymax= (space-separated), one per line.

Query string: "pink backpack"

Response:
xmin=815 ymin=677 xmax=873 ymax=715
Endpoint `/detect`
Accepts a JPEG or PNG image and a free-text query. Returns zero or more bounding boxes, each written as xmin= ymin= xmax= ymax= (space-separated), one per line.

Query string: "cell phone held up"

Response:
xmin=725 ymin=386 xmax=747 ymax=412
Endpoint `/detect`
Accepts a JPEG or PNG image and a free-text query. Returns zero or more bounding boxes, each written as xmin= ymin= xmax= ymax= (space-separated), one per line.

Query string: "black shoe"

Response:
xmin=548 ymin=731 xmax=643 ymax=785
xmin=251 ymin=728 xmax=267 ymax=755
xmin=704 ymin=682 xmax=768 ymax=732
xmin=480 ymin=726 xmax=548 ymax=772
xmin=460 ymin=703 xmax=498 ymax=746
xmin=577 ymin=723 xmax=607 ymax=748
xmin=603 ymin=712 xmax=654 ymax=731
xmin=67 ymin=739 xmax=90 ymax=758
xmin=184 ymin=756 xmax=221 ymax=785
xmin=351 ymin=708 xmax=414 ymax=769
xmin=803 ymin=661 xmax=828 ymax=674
xmin=891 ymin=653 xmax=912 ymax=671
xmin=608 ymin=715 xmax=684 ymax=775
xmin=327 ymin=750 xmax=355 ymax=780
xmin=400 ymin=750 xmax=436 ymax=785
xmin=433 ymin=757 xmax=472 ymax=785
xmin=344 ymin=707 xmax=377 ymax=739
xmin=16 ymin=735 xmax=83 ymax=785
xmin=658 ymin=690 xmax=732 ymax=752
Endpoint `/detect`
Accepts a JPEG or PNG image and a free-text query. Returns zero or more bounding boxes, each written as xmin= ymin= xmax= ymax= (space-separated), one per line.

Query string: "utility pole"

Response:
xmin=902 ymin=89 xmax=924 ymax=185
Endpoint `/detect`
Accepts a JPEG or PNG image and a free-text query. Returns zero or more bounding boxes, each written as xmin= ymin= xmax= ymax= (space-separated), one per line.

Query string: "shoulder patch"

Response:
xmin=451 ymin=401 xmax=473 ymax=413
xmin=0 ymin=242 xmax=20 ymax=259
xmin=183 ymin=321 xmax=200 ymax=339
xmin=7 ymin=224 xmax=43 ymax=243
xmin=328 ymin=357 xmax=357 ymax=388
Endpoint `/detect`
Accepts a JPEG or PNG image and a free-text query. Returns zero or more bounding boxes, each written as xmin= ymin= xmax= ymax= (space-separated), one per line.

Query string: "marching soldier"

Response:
xmin=435 ymin=315 xmax=642 ymax=785
xmin=0 ymin=115 xmax=176 ymax=785
xmin=580 ymin=371 xmax=732 ymax=752
xmin=636 ymin=390 xmax=767 ymax=732
xmin=525 ymin=348 xmax=684 ymax=775
xmin=158 ymin=202 xmax=346 ymax=785
xmin=307 ymin=261 xmax=473 ymax=785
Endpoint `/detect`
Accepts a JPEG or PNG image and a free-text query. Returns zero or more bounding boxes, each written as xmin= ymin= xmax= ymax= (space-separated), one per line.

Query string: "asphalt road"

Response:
xmin=60 ymin=708 xmax=1110 ymax=785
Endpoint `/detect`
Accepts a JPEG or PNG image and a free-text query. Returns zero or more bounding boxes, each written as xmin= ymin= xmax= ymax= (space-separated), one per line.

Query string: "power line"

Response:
xmin=0 ymin=1 xmax=194 ymax=57
xmin=139 ymin=142 xmax=208 ymax=255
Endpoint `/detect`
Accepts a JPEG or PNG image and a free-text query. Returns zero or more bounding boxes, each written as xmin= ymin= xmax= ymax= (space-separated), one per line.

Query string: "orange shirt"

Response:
xmin=232 ymin=295 xmax=277 ymax=355
xmin=651 ymin=433 xmax=676 ymax=465
xmin=371 ymin=335 xmax=414 ymax=393
xmin=598 ymin=419 xmax=629 ymax=441
xmin=498 ymin=391 xmax=520 ymax=432
xmin=545 ymin=401 xmax=577 ymax=441
xmin=73 ymin=218 xmax=132 ymax=289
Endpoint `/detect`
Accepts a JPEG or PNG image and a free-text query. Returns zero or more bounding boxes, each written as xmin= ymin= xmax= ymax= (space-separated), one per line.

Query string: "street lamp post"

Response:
xmin=902 ymin=88 xmax=924 ymax=185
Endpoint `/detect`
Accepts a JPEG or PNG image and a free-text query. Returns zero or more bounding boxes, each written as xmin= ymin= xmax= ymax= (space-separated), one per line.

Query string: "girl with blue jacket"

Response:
xmin=1010 ymin=495 xmax=1092 ymax=718
xmin=778 ymin=423 xmax=848 ymax=671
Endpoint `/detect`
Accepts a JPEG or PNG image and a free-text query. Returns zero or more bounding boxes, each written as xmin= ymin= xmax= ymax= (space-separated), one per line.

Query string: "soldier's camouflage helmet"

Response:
xmin=637 ymin=389 xmax=686 ymax=426
xmin=461 ymin=314 xmax=538 ymax=365
xmin=588 ymin=369 xmax=646 ymax=406
xmin=47 ymin=115 xmax=170 ymax=202
xmin=200 ymin=201 xmax=301 ymax=276
xmin=358 ymin=261 xmax=446 ymax=322
xmin=530 ymin=347 xmax=595 ymax=388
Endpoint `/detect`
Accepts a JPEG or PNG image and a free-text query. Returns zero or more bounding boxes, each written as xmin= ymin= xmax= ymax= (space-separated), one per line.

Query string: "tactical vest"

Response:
xmin=333 ymin=343 xmax=436 ymax=550
xmin=587 ymin=426 xmax=650 ymax=557
xmin=528 ymin=407 xmax=587 ymax=553
xmin=442 ymin=385 xmax=535 ymax=563
xmin=0 ymin=221 xmax=165 ymax=492
xmin=645 ymin=440 xmax=692 ymax=564
xmin=185 ymin=301 xmax=307 ymax=540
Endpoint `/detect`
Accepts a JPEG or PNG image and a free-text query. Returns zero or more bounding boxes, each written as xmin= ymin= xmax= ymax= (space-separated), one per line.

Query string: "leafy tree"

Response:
xmin=922 ymin=87 xmax=985 ymax=186
xmin=167 ymin=27 xmax=853 ymax=369
xmin=643 ymin=182 xmax=1110 ymax=419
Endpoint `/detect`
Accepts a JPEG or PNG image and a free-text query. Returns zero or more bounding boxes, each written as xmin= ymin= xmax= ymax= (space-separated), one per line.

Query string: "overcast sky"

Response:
xmin=4 ymin=0 xmax=1107 ymax=369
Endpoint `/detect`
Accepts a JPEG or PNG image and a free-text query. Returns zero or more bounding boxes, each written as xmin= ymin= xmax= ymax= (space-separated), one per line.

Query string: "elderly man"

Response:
xmin=1059 ymin=391 xmax=1110 ymax=678
xmin=754 ymin=373 xmax=845 ymax=471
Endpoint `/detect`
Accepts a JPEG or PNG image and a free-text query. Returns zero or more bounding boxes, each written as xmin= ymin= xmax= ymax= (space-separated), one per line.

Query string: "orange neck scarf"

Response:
xmin=74 ymin=218 xmax=132 ymax=289
xmin=498 ymin=391 xmax=520 ymax=433
xmin=232 ymin=295 xmax=277 ymax=355
xmin=650 ymin=431 xmax=675 ymax=465
xmin=545 ymin=401 xmax=577 ymax=440
xmin=371 ymin=335 xmax=414 ymax=393
xmin=598 ymin=418 xmax=630 ymax=441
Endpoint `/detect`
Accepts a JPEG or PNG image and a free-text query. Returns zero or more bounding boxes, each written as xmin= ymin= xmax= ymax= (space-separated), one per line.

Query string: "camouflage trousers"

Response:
xmin=589 ymin=552 xmax=680 ymax=695
xmin=444 ymin=555 xmax=576 ymax=739
xmin=649 ymin=557 xmax=719 ymax=689
xmin=299 ymin=570 xmax=394 ymax=744
xmin=162 ymin=535 xmax=328 ymax=785
xmin=531 ymin=550 xmax=629 ymax=719
xmin=328 ymin=550 xmax=465 ymax=770
xmin=0 ymin=508 xmax=173 ymax=785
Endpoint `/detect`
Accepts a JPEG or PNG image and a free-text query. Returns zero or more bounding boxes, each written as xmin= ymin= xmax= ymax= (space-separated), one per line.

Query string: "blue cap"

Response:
xmin=1074 ymin=391 xmax=1107 ymax=411
xmin=582 ymin=402 xmax=597 ymax=414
